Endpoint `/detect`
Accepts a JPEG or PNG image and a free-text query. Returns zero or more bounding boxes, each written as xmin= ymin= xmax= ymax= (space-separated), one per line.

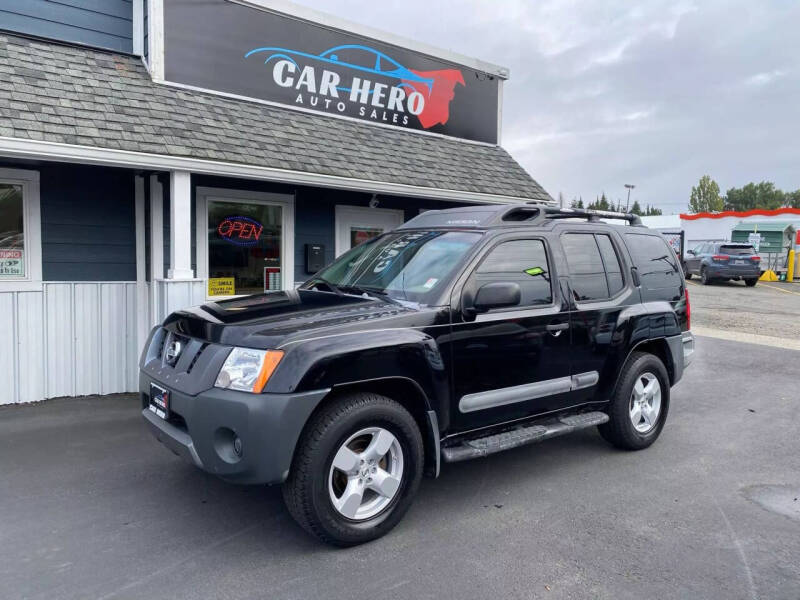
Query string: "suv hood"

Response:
xmin=162 ymin=289 xmax=422 ymax=349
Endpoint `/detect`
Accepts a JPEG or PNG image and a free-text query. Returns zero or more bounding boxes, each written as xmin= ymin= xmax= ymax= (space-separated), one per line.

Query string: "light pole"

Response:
xmin=624 ymin=184 xmax=635 ymax=212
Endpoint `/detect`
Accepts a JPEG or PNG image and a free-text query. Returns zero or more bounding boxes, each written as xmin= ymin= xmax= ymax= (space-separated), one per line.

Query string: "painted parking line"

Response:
xmin=759 ymin=283 xmax=800 ymax=297
xmin=692 ymin=326 xmax=800 ymax=352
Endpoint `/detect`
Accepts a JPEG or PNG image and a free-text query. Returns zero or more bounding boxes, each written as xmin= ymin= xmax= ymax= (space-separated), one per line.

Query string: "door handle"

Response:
xmin=546 ymin=322 xmax=569 ymax=336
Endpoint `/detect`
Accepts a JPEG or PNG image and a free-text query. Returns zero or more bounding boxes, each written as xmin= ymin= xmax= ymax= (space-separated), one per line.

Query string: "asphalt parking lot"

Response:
xmin=2 ymin=332 xmax=799 ymax=600
xmin=686 ymin=278 xmax=800 ymax=343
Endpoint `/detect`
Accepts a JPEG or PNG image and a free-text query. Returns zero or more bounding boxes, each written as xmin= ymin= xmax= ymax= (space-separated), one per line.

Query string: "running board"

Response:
xmin=441 ymin=411 xmax=609 ymax=463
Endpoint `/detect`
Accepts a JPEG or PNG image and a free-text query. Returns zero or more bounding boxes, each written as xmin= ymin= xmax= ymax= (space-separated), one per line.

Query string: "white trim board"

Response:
xmin=0 ymin=167 xmax=42 ymax=293
xmin=228 ymin=0 xmax=509 ymax=79
xmin=196 ymin=186 xmax=295 ymax=297
xmin=0 ymin=136 xmax=538 ymax=206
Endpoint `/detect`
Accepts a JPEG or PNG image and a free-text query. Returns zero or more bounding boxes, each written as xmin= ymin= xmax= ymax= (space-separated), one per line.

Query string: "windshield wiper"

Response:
xmin=307 ymin=276 xmax=345 ymax=296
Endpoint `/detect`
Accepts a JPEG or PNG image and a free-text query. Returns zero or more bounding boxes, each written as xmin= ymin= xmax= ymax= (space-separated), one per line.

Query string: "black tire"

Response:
xmin=700 ymin=266 xmax=712 ymax=285
xmin=682 ymin=263 xmax=691 ymax=280
xmin=598 ymin=352 xmax=670 ymax=450
xmin=282 ymin=392 xmax=424 ymax=546
xmin=745 ymin=278 xmax=758 ymax=287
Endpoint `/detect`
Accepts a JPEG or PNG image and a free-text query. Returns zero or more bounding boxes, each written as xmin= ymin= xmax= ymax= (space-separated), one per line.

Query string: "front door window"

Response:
xmin=208 ymin=200 xmax=282 ymax=295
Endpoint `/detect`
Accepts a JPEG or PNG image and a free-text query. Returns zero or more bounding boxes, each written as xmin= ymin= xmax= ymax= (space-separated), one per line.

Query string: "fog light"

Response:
xmin=213 ymin=427 xmax=243 ymax=464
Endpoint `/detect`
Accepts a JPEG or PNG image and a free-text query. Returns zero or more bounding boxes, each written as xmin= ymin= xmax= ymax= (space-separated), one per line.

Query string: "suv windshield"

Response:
xmin=302 ymin=230 xmax=482 ymax=304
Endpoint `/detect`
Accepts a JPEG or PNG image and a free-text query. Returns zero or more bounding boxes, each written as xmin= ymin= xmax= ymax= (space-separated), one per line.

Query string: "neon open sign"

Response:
xmin=218 ymin=216 xmax=264 ymax=246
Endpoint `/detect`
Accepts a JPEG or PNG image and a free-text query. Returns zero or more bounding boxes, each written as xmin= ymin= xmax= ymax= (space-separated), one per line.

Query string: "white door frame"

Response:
xmin=334 ymin=205 xmax=405 ymax=256
xmin=196 ymin=187 xmax=295 ymax=298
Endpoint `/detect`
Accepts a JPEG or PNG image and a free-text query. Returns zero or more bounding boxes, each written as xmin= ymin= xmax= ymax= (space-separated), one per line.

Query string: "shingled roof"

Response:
xmin=0 ymin=32 xmax=551 ymax=202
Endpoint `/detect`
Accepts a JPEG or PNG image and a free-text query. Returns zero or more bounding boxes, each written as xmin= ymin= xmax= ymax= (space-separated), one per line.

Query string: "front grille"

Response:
xmin=186 ymin=343 xmax=209 ymax=373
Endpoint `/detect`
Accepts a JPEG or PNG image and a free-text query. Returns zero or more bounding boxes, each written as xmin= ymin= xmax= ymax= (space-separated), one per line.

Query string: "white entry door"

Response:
xmin=335 ymin=205 xmax=405 ymax=256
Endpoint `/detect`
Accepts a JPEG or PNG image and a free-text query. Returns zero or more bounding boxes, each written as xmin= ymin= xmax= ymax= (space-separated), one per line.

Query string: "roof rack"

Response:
xmin=523 ymin=203 xmax=643 ymax=226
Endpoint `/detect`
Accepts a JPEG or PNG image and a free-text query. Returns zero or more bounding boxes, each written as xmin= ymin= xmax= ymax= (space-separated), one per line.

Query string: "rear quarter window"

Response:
xmin=625 ymin=233 xmax=682 ymax=301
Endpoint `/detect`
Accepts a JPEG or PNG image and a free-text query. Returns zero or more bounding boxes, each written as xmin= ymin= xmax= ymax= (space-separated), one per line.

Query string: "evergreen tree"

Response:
xmin=689 ymin=175 xmax=723 ymax=213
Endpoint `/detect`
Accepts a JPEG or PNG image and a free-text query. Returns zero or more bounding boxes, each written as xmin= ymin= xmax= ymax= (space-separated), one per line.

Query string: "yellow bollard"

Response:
xmin=788 ymin=249 xmax=796 ymax=282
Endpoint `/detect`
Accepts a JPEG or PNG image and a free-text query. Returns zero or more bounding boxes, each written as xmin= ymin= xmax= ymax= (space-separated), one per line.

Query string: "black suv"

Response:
xmin=140 ymin=204 xmax=694 ymax=546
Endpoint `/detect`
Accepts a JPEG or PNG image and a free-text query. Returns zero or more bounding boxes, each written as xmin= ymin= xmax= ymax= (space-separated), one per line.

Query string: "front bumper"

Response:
xmin=140 ymin=372 xmax=329 ymax=485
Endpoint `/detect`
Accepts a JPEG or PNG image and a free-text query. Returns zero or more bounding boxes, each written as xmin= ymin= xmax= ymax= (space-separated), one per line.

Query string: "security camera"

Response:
xmin=369 ymin=195 xmax=380 ymax=209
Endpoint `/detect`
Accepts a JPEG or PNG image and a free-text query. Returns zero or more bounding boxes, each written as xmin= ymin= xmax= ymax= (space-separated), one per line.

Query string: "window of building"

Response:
xmin=0 ymin=184 xmax=25 ymax=278
xmin=471 ymin=239 xmax=552 ymax=308
xmin=0 ymin=169 xmax=41 ymax=291
xmin=207 ymin=200 xmax=283 ymax=295
xmin=197 ymin=188 xmax=294 ymax=297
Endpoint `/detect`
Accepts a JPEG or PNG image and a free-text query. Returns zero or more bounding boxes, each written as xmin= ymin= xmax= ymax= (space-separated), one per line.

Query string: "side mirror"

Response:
xmin=473 ymin=282 xmax=521 ymax=312
xmin=687 ymin=249 xmax=696 ymax=255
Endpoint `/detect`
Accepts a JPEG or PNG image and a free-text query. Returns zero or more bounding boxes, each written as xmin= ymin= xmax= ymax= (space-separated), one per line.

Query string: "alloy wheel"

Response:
xmin=328 ymin=427 xmax=404 ymax=521
xmin=629 ymin=372 xmax=662 ymax=433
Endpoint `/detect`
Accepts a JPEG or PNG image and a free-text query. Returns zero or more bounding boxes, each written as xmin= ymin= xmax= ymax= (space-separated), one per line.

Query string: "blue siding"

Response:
xmin=40 ymin=163 xmax=136 ymax=281
xmin=0 ymin=0 xmax=133 ymax=53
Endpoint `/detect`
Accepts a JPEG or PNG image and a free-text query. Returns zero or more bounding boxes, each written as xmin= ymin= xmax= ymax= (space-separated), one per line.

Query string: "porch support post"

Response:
xmin=149 ymin=174 xmax=164 ymax=322
xmin=149 ymin=174 xmax=163 ymax=280
xmin=134 ymin=175 xmax=149 ymax=353
xmin=167 ymin=170 xmax=194 ymax=280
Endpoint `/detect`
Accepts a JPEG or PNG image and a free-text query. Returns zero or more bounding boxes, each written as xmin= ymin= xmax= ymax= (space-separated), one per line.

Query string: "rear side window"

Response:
xmin=562 ymin=233 xmax=624 ymax=301
xmin=472 ymin=239 xmax=552 ymax=308
xmin=625 ymin=233 xmax=682 ymax=300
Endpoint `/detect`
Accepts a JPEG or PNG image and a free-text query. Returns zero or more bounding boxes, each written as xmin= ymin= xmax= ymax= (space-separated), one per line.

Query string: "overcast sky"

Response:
xmin=296 ymin=0 xmax=799 ymax=213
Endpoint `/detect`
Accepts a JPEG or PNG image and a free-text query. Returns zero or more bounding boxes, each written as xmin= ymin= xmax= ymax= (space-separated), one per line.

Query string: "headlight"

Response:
xmin=215 ymin=348 xmax=284 ymax=393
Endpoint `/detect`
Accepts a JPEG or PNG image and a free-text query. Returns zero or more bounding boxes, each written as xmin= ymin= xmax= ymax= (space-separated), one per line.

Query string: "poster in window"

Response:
xmin=0 ymin=248 xmax=23 ymax=276
xmin=0 ymin=183 xmax=24 ymax=277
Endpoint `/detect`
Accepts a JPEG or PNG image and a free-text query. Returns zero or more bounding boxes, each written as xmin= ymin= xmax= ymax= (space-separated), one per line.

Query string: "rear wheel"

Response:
xmin=599 ymin=352 xmax=670 ymax=450
xmin=745 ymin=278 xmax=758 ymax=287
xmin=282 ymin=392 xmax=423 ymax=546
xmin=701 ymin=266 xmax=712 ymax=285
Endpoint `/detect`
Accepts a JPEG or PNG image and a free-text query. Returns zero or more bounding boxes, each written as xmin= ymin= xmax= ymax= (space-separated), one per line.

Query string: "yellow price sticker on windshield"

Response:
xmin=524 ymin=267 xmax=545 ymax=276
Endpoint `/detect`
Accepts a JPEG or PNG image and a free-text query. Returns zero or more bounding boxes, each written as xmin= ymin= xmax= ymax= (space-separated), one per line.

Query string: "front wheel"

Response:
xmin=282 ymin=392 xmax=424 ymax=546
xmin=682 ymin=263 xmax=692 ymax=280
xmin=598 ymin=352 xmax=670 ymax=450
xmin=745 ymin=278 xmax=758 ymax=287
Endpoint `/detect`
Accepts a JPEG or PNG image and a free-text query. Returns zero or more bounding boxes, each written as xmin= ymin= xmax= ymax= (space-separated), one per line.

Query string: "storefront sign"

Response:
xmin=163 ymin=0 xmax=500 ymax=143
xmin=208 ymin=277 xmax=235 ymax=296
xmin=0 ymin=248 xmax=23 ymax=276
xmin=218 ymin=216 xmax=264 ymax=246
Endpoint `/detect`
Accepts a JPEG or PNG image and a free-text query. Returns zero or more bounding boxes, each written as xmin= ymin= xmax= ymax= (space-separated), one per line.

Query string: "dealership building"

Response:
xmin=0 ymin=0 xmax=551 ymax=405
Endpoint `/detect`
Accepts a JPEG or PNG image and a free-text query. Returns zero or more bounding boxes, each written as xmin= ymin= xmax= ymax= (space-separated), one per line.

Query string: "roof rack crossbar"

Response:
xmin=525 ymin=203 xmax=643 ymax=226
